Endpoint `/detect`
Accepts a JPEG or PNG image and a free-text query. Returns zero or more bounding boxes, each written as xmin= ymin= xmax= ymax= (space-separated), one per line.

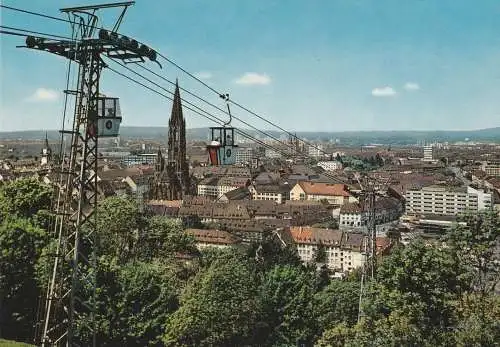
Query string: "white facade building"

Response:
xmin=248 ymin=184 xmax=291 ymax=204
xmin=339 ymin=197 xmax=403 ymax=229
xmin=197 ymin=176 xmax=250 ymax=198
xmin=423 ymin=145 xmax=434 ymax=162
xmin=406 ymin=185 xmax=493 ymax=216
xmin=308 ymin=144 xmax=324 ymax=159
xmin=291 ymin=227 xmax=365 ymax=273
xmin=265 ymin=148 xmax=281 ymax=159
xmin=317 ymin=160 xmax=343 ymax=172
xmin=236 ymin=146 xmax=254 ymax=164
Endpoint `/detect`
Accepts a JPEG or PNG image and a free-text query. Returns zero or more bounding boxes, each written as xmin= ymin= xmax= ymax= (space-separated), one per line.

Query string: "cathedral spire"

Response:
xmin=171 ymin=79 xmax=183 ymax=122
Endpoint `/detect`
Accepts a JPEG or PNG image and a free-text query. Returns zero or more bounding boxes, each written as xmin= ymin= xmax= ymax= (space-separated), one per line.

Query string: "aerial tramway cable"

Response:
xmin=1 ymin=3 xmax=332 ymax=158
xmin=0 ymin=27 xmax=348 ymax=185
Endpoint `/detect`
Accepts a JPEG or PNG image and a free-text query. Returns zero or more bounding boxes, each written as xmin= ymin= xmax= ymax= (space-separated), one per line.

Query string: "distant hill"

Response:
xmin=1 ymin=126 xmax=499 ymax=145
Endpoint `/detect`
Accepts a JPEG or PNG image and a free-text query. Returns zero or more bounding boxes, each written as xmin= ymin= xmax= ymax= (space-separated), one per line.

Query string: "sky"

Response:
xmin=1 ymin=0 xmax=500 ymax=132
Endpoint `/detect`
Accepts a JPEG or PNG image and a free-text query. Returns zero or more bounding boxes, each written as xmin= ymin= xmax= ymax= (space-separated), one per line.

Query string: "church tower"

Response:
xmin=150 ymin=80 xmax=192 ymax=200
xmin=41 ymin=132 xmax=52 ymax=166
xmin=167 ymin=80 xmax=191 ymax=197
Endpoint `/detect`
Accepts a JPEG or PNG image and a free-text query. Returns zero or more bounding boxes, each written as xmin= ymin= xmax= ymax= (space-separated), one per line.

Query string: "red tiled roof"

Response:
xmin=290 ymin=226 xmax=343 ymax=245
xmin=376 ymin=237 xmax=392 ymax=255
xmin=298 ymin=181 xmax=351 ymax=197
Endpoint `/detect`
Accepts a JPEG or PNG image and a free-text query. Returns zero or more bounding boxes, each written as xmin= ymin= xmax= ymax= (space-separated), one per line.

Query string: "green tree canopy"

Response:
xmin=443 ymin=211 xmax=500 ymax=295
xmin=163 ymin=251 xmax=261 ymax=346
xmin=313 ymin=279 xmax=360 ymax=334
xmin=95 ymin=196 xmax=146 ymax=262
xmin=0 ymin=178 xmax=53 ymax=222
xmin=259 ymin=264 xmax=316 ymax=346
xmin=79 ymin=259 xmax=180 ymax=346
xmin=0 ymin=218 xmax=47 ymax=340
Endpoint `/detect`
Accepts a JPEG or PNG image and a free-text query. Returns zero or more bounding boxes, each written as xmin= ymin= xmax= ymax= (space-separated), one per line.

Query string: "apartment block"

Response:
xmin=405 ymin=185 xmax=492 ymax=216
xmin=317 ymin=160 xmax=343 ymax=172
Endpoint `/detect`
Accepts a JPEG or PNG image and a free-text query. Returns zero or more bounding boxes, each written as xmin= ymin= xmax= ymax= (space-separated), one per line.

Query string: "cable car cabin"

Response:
xmin=96 ymin=96 xmax=122 ymax=137
xmin=206 ymin=127 xmax=238 ymax=165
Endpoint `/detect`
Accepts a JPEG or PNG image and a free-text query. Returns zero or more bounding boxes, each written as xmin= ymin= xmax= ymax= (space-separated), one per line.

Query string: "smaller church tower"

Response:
xmin=41 ymin=133 xmax=52 ymax=166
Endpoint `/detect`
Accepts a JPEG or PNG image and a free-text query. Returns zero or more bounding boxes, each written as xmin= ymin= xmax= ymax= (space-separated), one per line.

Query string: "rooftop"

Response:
xmin=297 ymin=181 xmax=351 ymax=197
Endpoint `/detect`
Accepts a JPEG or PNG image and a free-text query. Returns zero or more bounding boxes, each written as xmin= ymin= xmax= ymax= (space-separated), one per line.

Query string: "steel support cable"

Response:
xmin=0 ymin=23 xmax=291 ymax=162
xmin=123 ymin=61 xmax=314 ymax=159
xmin=1 ymin=4 xmax=332 ymax=158
xmin=0 ymin=4 xmax=78 ymax=25
xmin=104 ymin=65 xmax=306 ymax=160
xmin=0 ymin=4 xmax=346 ymax=182
xmin=104 ymin=62 xmax=347 ymax=184
xmin=107 ymin=59 xmax=347 ymax=184
xmin=153 ymin=53 xmax=333 ymax=158
xmin=0 ymin=25 xmax=75 ymax=40
xmin=0 ymin=29 xmax=75 ymax=42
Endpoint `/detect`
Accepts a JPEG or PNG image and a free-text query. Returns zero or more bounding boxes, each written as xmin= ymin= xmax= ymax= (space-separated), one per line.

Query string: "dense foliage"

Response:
xmin=0 ymin=178 xmax=499 ymax=346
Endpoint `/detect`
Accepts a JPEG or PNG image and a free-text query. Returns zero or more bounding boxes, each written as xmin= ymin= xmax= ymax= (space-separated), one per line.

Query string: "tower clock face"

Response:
xmin=226 ymin=148 xmax=232 ymax=158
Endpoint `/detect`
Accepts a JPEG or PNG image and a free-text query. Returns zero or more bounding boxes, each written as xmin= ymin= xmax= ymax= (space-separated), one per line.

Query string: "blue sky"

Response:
xmin=2 ymin=0 xmax=500 ymax=132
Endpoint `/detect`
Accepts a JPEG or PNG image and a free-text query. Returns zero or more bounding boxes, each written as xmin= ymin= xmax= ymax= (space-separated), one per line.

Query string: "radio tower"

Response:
xmin=16 ymin=2 xmax=159 ymax=345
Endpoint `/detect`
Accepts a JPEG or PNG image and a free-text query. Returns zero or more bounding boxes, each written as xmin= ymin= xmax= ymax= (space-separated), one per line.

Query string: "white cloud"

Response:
xmin=371 ymin=86 xmax=397 ymax=97
xmin=26 ymin=88 xmax=59 ymax=102
xmin=404 ymin=82 xmax=420 ymax=91
xmin=235 ymin=72 xmax=271 ymax=86
xmin=195 ymin=71 xmax=212 ymax=80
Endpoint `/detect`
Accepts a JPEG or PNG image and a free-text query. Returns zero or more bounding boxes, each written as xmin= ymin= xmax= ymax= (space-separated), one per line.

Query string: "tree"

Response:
xmin=453 ymin=293 xmax=500 ymax=347
xmin=385 ymin=228 xmax=401 ymax=245
xmin=0 ymin=178 xmax=53 ymax=221
xmin=0 ymin=218 xmax=47 ymax=340
xmin=360 ymin=240 xmax=471 ymax=345
xmin=259 ymin=264 xmax=316 ymax=346
xmin=140 ymin=216 xmax=198 ymax=260
xmin=443 ymin=211 xmax=500 ymax=296
xmin=315 ymin=322 xmax=357 ymax=347
xmin=313 ymin=280 xmax=360 ymax=334
xmin=163 ymin=252 xmax=261 ymax=346
xmin=78 ymin=259 xmax=180 ymax=346
xmin=335 ymin=153 xmax=343 ymax=164
xmin=313 ymin=243 xmax=327 ymax=264
xmin=246 ymin=236 xmax=302 ymax=272
xmin=95 ymin=196 xmax=146 ymax=262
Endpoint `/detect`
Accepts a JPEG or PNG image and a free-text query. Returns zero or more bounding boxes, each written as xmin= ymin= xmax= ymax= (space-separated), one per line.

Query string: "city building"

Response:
xmin=339 ymin=197 xmax=403 ymax=229
xmin=265 ymin=147 xmax=281 ymax=159
xmin=405 ymin=185 xmax=493 ymax=216
xmin=308 ymin=144 xmax=324 ymax=158
xmin=150 ymin=81 xmax=194 ymax=200
xmin=236 ymin=146 xmax=254 ymax=164
xmin=290 ymin=182 xmax=356 ymax=205
xmin=422 ymin=145 xmax=434 ymax=162
xmin=317 ymin=160 xmax=343 ymax=172
xmin=484 ymin=162 xmax=500 ymax=177
xmin=290 ymin=227 xmax=365 ymax=272
xmin=185 ymin=228 xmax=241 ymax=250
xmin=219 ymin=186 xmax=252 ymax=202
xmin=197 ymin=176 xmax=250 ymax=198
xmin=248 ymin=183 xmax=291 ymax=203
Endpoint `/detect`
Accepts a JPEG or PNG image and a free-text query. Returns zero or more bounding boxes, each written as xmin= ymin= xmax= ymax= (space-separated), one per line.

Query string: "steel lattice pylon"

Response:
xmin=13 ymin=2 xmax=160 ymax=345
xmin=355 ymin=175 xmax=381 ymax=323
xmin=41 ymin=12 xmax=103 ymax=347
